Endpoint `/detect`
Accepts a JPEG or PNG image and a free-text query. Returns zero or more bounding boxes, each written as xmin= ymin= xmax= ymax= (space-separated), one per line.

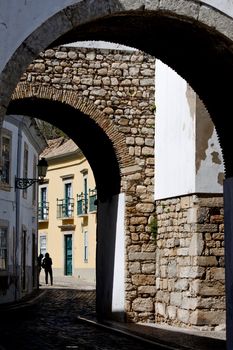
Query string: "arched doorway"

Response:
xmin=7 ymin=92 xmax=131 ymax=320
xmin=1 ymin=1 xmax=233 ymax=347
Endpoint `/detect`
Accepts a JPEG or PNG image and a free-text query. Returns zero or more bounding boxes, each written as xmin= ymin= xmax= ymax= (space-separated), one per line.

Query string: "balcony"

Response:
xmin=38 ymin=202 xmax=49 ymax=221
xmin=89 ymin=188 xmax=97 ymax=213
xmin=57 ymin=198 xmax=74 ymax=219
xmin=77 ymin=193 xmax=88 ymax=216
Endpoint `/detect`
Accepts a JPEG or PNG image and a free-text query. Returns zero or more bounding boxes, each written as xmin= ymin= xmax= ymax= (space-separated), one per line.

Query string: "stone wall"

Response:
xmin=155 ymin=194 xmax=225 ymax=330
xmin=18 ymin=45 xmax=156 ymax=322
xmin=15 ymin=46 xmax=226 ymax=329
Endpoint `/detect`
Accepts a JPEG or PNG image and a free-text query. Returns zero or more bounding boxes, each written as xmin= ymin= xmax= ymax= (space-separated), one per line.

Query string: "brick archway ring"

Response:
xmin=11 ymin=82 xmax=134 ymax=172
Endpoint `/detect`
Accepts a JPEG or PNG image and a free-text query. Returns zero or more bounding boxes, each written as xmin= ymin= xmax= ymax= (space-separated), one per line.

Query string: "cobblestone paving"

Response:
xmin=0 ymin=289 xmax=163 ymax=350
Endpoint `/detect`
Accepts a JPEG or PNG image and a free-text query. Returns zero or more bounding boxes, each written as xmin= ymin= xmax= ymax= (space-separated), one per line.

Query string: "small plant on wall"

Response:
xmin=149 ymin=216 xmax=158 ymax=241
xmin=150 ymin=103 xmax=156 ymax=113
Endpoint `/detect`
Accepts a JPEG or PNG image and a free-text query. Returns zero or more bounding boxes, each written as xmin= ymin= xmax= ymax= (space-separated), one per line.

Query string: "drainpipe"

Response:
xmin=14 ymin=117 xmax=23 ymax=300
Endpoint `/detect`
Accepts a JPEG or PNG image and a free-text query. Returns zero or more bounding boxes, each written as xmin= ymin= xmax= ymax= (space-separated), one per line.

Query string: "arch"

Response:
xmin=8 ymin=83 xmax=131 ymax=201
xmin=11 ymin=82 xmax=133 ymax=170
xmin=2 ymin=1 xmax=233 ymax=345
xmin=8 ymin=88 xmax=128 ymax=322
xmin=1 ymin=1 xmax=233 ymax=176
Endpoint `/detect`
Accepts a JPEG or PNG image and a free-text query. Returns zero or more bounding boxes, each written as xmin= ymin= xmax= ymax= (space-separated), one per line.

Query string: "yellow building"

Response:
xmin=38 ymin=137 xmax=96 ymax=283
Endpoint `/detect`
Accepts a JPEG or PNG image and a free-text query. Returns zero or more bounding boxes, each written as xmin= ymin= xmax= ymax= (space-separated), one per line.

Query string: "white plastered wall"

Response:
xmin=155 ymin=60 xmax=196 ymax=200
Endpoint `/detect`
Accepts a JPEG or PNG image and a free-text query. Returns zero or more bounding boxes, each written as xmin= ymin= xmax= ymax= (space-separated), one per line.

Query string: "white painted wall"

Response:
xmin=196 ymin=119 xmax=224 ymax=194
xmin=112 ymin=193 xmax=125 ymax=316
xmin=64 ymin=41 xmax=136 ymax=51
xmin=204 ymin=0 xmax=233 ymax=16
xmin=96 ymin=193 xmax=125 ymax=321
xmin=155 ymin=60 xmax=196 ymax=200
xmin=0 ymin=115 xmax=46 ymax=303
xmin=155 ymin=60 xmax=224 ymax=199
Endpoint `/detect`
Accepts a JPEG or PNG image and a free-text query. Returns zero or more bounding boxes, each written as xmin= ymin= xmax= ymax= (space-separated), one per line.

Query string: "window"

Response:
xmin=0 ymin=227 xmax=7 ymax=270
xmin=64 ymin=182 xmax=72 ymax=217
xmin=83 ymin=176 xmax=88 ymax=214
xmin=0 ymin=129 xmax=11 ymax=187
xmin=39 ymin=187 xmax=49 ymax=220
xmin=40 ymin=235 xmax=47 ymax=257
xmin=77 ymin=171 xmax=88 ymax=215
xmin=84 ymin=231 xmax=88 ymax=263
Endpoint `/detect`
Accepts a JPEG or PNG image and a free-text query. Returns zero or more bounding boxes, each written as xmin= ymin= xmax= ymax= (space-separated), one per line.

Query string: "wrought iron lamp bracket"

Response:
xmin=15 ymin=177 xmax=41 ymax=190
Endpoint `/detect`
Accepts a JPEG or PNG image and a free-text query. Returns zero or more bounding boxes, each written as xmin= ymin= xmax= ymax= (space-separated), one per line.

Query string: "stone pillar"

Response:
xmin=224 ymin=178 xmax=233 ymax=350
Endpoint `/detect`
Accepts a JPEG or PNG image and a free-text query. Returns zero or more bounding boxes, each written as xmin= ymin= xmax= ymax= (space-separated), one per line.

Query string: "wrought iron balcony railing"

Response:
xmin=38 ymin=201 xmax=49 ymax=221
xmin=77 ymin=193 xmax=88 ymax=216
xmin=89 ymin=188 xmax=97 ymax=212
xmin=57 ymin=198 xmax=74 ymax=219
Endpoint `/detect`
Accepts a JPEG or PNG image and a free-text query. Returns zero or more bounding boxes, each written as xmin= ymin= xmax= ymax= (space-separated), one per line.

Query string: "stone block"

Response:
xmin=170 ymin=292 xmax=182 ymax=307
xmin=189 ymin=233 xmax=204 ymax=256
xmin=159 ymin=0 xmax=199 ymax=18
xmin=132 ymin=274 xmax=155 ymax=286
xmin=155 ymin=302 xmax=166 ymax=317
xmin=177 ymin=308 xmax=190 ymax=324
xmin=180 ymin=197 xmax=190 ymax=209
xmin=132 ymin=297 xmax=154 ymax=312
xmin=138 ymin=286 xmax=156 ymax=295
xmin=187 ymin=208 xmax=198 ymax=224
xmin=190 ymin=310 xmax=226 ymax=326
xmin=182 ymin=297 xmax=198 ymax=311
xmin=179 ymin=266 xmax=205 ymax=279
xmin=174 ymin=279 xmax=189 ymax=291
xmin=199 ymin=5 xmax=233 ymax=41
xmin=207 ymin=267 xmax=225 ymax=281
xmin=167 ymin=261 xmax=177 ymax=278
xmin=193 ymin=256 xmax=218 ymax=267
xmin=167 ymin=305 xmax=177 ymax=320
xmin=142 ymin=263 xmax=155 ymax=274
xmin=129 ymin=262 xmax=141 ymax=274
xmin=191 ymin=280 xmax=225 ymax=296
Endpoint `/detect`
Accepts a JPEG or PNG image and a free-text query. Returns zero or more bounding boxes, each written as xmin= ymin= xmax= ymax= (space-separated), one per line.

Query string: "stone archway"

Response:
xmin=8 ymin=93 xmax=128 ymax=320
xmin=1 ymin=1 xmax=233 ymax=175
xmin=8 ymin=71 xmax=155 ymax=321
xmin=2 ymin=1 xmax=233 ymax=347
xmin=11 ymin=82 xmax=134 ymax=173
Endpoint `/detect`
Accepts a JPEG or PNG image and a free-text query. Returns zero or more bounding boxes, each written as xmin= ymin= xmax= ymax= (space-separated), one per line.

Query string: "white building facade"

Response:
xmin=0 ymin=115 xmax=46 ymax=303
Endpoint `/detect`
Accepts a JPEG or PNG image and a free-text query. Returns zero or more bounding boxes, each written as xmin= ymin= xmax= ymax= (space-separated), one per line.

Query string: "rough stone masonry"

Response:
xmin=15 ymin=45 xmax=225 ymax=331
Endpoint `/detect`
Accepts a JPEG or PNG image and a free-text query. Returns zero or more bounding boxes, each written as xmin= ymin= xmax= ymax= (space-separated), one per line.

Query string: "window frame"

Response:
xmin=84 ymin=230 xmax=88 ymax=263
xmin=0 ymin=224 xmax=8 ymax=272
xmin=0 ymin=128 xmax=12 ymax=190
xmin=39 ymin=234 xmax=47 ymax=257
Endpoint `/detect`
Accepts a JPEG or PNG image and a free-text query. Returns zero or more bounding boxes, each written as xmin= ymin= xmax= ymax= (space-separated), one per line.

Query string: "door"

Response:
xmin=21 ymin=230 xmax=26 ymax=290
xmin=32 ymin=233 xmax=36 ymax=287
xmin=64 ymin=234 xmax=72 ymax=276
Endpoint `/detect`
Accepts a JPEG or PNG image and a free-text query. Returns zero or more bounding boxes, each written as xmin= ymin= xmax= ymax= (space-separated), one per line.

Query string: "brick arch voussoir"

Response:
xmin=12 ymin=82 xmax=134 ymax=171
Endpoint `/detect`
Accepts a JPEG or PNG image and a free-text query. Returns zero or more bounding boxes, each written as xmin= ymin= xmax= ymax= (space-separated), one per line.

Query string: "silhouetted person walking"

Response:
xmin=42 ymin=252 xmax=53 ymax=285
xmin=37 ymin=253 xmax=44 ymax=288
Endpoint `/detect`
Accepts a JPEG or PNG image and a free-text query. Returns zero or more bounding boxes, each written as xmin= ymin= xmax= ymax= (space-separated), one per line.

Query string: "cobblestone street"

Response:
xmin=0 ymin=289 xmax=162 ymax=350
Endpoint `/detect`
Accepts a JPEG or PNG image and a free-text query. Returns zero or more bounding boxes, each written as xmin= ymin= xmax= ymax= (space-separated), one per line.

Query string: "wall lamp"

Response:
xmin=15 ymin=157 xmax=48 ymax=190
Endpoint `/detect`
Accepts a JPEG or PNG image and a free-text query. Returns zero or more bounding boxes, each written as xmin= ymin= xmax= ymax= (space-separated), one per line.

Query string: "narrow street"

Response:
xmin=0 ymin=289 xmax=165 ymax=350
